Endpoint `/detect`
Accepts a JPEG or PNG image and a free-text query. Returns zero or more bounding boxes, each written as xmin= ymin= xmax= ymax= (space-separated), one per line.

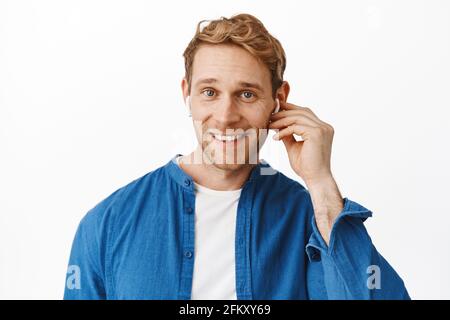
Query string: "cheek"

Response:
xmin=192 ymin=119 xmax=206 ymax=142
xmin=242 ymin=108 xmax=271 ymax=129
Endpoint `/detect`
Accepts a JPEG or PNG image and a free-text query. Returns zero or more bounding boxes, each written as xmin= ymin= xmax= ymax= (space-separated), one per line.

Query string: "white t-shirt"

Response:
xmin=176 ymin=156 xmax=240 ymax=300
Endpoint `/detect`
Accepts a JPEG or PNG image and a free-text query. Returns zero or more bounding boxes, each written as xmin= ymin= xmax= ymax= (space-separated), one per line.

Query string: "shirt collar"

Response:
xmin=164 ymin=154 xmax=276 ymax=191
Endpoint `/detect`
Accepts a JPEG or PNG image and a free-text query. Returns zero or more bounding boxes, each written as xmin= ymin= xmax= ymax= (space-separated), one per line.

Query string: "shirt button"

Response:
xmin=184 ymin=179 xmax=191 ymax=187
xmin=184 ymin=251 xmax=193 ymax=259
xmin=186 ymin=207 xmax=193 ymax=214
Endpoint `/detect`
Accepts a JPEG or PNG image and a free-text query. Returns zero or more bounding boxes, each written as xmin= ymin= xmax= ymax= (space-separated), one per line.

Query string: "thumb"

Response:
xmin=281 ymin=134 xmax=298 ymax=153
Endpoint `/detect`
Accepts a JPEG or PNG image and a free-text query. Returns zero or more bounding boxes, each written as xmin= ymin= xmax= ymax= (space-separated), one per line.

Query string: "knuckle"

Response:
xmin=326 ymin=123 xmax=334 ymax=132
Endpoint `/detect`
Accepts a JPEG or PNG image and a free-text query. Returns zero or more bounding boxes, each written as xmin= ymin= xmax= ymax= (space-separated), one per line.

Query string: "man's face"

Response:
xmin=183 ymin=44 xmax=278 ymax=171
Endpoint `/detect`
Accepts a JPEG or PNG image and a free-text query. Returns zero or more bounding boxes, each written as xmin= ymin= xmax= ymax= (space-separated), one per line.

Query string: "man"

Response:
xmin=64 ymin=13 xmax=409 ymax=299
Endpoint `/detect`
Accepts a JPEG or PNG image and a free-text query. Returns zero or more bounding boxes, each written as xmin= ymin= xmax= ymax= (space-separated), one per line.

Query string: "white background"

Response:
xmin=1 ymin=0 xmax=449 ymax=299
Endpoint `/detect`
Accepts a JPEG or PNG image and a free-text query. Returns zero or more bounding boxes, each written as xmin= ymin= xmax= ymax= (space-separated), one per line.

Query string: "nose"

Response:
xmin=212 ymin=96 xmax=241 ymax=125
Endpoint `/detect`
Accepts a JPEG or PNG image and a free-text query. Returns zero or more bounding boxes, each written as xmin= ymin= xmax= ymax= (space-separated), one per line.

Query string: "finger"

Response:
xmin=270 ymin=108 xmax=323 ymax=123
xmin=278 ymin=101 xmax=321 ymax=121
xmin=281 ymin=134 xmax=298 ymax=153
xmin=273 ymin=124 xmax=315 ymax=141
xmin=278 ymin=100 xmax=298 ymax=110
xmin=269 ymin=114 xmax=321 ymax=129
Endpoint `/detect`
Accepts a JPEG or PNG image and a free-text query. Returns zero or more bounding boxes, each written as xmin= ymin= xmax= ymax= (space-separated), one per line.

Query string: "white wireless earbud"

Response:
xmin=185 ymin=96 xmax=192 ymax=117
xmin=273 ymin=98 xmax=280 ymax=114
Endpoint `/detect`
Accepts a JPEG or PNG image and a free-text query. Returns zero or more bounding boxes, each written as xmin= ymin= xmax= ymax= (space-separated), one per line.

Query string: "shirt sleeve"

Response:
xmin=63 ymin=207 xmax=108 ymax=300
xmin=305 ymin=197 xmax=410 ymax=300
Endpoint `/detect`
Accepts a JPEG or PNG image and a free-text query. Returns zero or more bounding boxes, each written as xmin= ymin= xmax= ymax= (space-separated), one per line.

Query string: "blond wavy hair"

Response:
xmin=183 ymin=13 xmax=287 ymax=98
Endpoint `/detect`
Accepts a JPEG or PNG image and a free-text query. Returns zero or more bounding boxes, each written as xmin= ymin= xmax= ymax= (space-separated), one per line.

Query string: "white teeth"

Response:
xmin=214 ymin=134 xmax=245 ymax=141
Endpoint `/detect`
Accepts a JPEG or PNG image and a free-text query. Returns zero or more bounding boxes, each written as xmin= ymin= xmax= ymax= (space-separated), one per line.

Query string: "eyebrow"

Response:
xmin=194 ymin=78 xmax=264 ymax=92
xmin=238 ymin=81 xmax=264 ymax=92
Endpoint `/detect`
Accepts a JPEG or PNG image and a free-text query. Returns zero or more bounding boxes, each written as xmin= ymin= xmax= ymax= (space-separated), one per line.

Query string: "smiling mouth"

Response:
xmin=212 ymin=133 xmax=247 ymax=142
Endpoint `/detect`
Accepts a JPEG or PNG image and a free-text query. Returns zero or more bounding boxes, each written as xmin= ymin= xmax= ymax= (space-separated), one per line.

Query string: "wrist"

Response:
xmin=304 ymin=172 xmax=335 ymax=191
xmin=306 ymin=174 xmax=344 ymax=223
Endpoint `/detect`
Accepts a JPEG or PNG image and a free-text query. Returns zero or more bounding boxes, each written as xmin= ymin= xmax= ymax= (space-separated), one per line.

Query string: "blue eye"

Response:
xmin=203 ymin=89 xmax=215 ymax=97
xmin=242 ymin=91 xmax=254 ymax=99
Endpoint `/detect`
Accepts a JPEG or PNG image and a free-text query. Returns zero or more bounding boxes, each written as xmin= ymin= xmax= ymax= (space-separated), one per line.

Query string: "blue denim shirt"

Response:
xmin=64 ymin=155 xmax=410 ymax=299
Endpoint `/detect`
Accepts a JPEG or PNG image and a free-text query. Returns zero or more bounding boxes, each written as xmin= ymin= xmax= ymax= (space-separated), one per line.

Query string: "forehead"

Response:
xmin=191 ymin=44 xmax=271 ymax=89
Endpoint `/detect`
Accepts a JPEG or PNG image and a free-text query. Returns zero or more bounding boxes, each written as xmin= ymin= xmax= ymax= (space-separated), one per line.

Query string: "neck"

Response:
xmin=178 ymin=147 xmax=258 ymax=191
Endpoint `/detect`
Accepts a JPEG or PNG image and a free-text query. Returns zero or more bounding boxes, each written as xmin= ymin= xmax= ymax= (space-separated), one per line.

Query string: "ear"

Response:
xmin=276 ymin=81 xmax=290 ymax=104
xmin=181 ymin=77 xmax=189 ymax=104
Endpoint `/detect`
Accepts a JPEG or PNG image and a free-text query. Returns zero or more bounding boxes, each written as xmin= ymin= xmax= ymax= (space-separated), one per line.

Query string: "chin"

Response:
xmin=211 ymin=162 xmax=248 ymax=171
xmin=206 ymin=150 xmax=258 ymax=170
xmin=199 ymin=137 xmax=260 ymax=169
